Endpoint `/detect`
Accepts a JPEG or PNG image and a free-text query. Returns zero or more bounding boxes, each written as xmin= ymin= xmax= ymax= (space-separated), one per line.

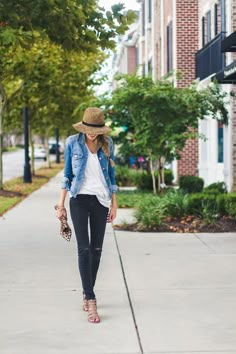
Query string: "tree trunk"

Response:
xmin=157 ymin=157 xmax=161 ymax=192
xmin=0 ymin=82 xmax=7 ymax=190
xmin=157 ymin=156 xmax=166 ymax=193
xmin=150 ymin=157 xmax=157 ymax=194
xmin=160 ymin=156 xmax=166 ymax=190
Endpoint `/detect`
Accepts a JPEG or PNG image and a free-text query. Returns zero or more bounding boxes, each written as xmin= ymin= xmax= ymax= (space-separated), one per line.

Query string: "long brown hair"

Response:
xmin=97 ymin=135 xmax=115 ymax=167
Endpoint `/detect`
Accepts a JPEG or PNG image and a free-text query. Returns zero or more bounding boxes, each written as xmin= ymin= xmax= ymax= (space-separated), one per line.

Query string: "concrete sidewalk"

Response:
xmin=0 ymin=173 xmax=236 ymax=354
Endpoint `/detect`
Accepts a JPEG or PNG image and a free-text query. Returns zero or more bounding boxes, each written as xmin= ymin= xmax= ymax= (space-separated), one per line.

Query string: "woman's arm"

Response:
xmin=55 ymin=189 xmax=68 ymax=219
xmin=108 ymin=138 xmax=118 ymax=194
xmin=56 ymin=137 xmax=73 ymax=219
xmin=61 ymin=137 xmax=73 ymax=191
xmin=107 ymin=192 xmax=118 ymax=223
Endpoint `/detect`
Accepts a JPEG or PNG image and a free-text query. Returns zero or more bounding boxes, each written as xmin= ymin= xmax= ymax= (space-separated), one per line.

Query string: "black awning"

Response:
xmin=214 ymin=61 xmax=236 ymax=84
xmin=221 ymin=31 xmax=236 ymax=52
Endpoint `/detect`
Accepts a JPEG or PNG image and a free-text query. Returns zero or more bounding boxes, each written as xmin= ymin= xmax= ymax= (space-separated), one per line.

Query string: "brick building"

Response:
xmin=113 ymin=0 xmax=236 ymax=190
xmin=112 ymin=21 xmax=139 ymax=89
xmin=138 ymin=0 xmax=199 ymax=181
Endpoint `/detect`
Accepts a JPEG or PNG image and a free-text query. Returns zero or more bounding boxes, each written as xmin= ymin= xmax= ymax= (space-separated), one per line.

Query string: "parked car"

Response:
xmin=49 ymin=141 xmax=64 ymax=155
xmin=33 ymin=145 xmax=47 ymax=161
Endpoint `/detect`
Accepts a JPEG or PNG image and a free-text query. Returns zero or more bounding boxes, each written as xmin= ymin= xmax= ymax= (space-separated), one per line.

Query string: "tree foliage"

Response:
xmin=107 ymin=74 xmax=229 ymax=193
xmin=0 ymin=1 xmax=136 ymax=188
xmin=4 ymin=38 xmax=104 ymax=133
xmin=0 ymin=0 xmax=136 ymax=50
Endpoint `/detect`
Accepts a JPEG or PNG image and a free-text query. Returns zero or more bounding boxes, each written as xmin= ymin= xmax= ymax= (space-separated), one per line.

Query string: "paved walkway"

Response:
xmin=0 ymin=173 xmax=236 ymax=354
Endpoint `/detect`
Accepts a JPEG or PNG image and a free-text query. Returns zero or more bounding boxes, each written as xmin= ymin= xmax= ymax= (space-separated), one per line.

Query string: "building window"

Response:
xmin=167 ymin=21 xmax=173 ymax=72
xmin=142 ymin=2 xmax=145 ymax=35
xmin=148 ymin=59 xmax=152 ymax=75
xmin=214 ymin=1 xmax=222 ymax=36
xmin=221 ymin=0 xmax=226 ymax=32
xmin=148 ymin=0 xmax=152 ymax=23
xmin=202 ymin=11 xmax=212 ymax=46
xmin=202 ymin=16 xmax=205 ymax=47
xmin=218 ymin=121 xmax=224 ymax=163
xmin=136 ymin=47 xmax=139 ymax=67
xmin=206 ymin=11 xmax=211 ymax=43
xmin=142 ymin=63 xmax=145 ymax=76
xmin=214 ymin=3 xmax=218 ymax=36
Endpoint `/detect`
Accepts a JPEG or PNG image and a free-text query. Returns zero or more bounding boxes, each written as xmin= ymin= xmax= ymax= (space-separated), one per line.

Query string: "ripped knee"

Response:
xmin=91 ymin=248 xmax=102 ymax=257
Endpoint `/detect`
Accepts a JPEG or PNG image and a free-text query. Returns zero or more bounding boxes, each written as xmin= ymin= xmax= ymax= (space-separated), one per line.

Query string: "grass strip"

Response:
xmin=0 ymin=163 xmax=63 ymax=216
xmin=116 ymin=190 xmax=155 ymax=208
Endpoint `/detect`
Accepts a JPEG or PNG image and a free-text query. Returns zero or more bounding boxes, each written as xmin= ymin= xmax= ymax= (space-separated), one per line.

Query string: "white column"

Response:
xmin=152 ymin=0 xmax=157 ymax=80
xmin=160 ymin=0 xmax=165 ymax=76
xmin=145 ymin=0 xmax=148 ymax=75
xmin=172 ymin=0 xmax=177 ymax=86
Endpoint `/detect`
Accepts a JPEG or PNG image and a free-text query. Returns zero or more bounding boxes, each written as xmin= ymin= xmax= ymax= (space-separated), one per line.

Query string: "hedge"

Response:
xmin=203 ymin=181 xmax=227 ymax=194
xmin=179 ymin=175 xmax=204 ymax=194
xmin=136 ymin=169 xmax=174 ymax=190
xmin=224 ymin=193 xmax=236 ymax=219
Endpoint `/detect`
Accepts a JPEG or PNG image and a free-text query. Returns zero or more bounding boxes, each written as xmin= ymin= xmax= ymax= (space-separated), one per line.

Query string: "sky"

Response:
xmin=96 ymin=0 xmax=140 ymax=95
xmin=99 ymin=0 xmax=139 ymax=11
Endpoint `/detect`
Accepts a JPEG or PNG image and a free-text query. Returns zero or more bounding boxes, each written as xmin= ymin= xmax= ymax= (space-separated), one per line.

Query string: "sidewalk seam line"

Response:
xmin=193 ymin=233 xmax=216 ymax=253
xmin=112 ymin=227 xmax=143 ymax=354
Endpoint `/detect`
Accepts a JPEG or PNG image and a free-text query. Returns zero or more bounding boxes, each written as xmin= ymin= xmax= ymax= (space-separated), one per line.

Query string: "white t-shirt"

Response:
xmin=77 ymin=145 xmax=111 ymax=208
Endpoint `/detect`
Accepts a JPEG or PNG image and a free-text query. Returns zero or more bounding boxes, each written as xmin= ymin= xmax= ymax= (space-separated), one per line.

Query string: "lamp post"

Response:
xmin=55 ymin=127 xmax=60 ymax=164
xmin=0 ymin=83 xmax=6 ymax=190
xmin=23 ymin=107 xmax=32 ymax=183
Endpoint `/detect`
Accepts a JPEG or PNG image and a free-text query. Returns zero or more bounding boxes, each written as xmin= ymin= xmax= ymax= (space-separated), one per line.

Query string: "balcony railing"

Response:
xmin=196 ymin=32 xmax=226 ymax=81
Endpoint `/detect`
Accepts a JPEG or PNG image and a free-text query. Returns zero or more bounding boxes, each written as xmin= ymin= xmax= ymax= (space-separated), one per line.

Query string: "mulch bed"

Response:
xmin=113 ymin=215 xmax=236 ymax=233
xmin=0 ymin=190 xmax=23 ymax=197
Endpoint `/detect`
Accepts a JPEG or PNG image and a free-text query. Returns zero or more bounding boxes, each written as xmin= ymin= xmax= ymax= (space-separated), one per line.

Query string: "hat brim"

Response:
xmin=72 ymin=121 xmax=112 ymax=135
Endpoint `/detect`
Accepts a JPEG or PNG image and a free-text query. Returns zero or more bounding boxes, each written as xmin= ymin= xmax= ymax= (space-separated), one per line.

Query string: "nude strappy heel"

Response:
xmin=87 ymin=299 xmax=100 ymax=323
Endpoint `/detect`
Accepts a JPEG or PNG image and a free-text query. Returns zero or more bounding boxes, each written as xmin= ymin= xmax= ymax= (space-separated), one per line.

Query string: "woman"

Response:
xmin=55 ymin=107 xmax=118 ymax=324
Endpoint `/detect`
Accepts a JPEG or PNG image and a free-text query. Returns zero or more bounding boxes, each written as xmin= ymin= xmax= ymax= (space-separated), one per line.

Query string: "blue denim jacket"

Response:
xmin=61 ymin=133 xmax=118 ymax=198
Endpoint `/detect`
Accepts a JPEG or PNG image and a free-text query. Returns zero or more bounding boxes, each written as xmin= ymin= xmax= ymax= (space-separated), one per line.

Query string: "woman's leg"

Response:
xmin=89 ymin=196 xmax=109 ymax=289
xmin=69 ymin=195 xmax=95 ymax=300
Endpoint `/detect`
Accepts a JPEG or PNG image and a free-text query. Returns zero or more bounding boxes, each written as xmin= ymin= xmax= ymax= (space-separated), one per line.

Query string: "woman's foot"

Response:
xmin=88 ymin=299 xmax=100 ymax=323
xmin=83 ymin=294 xmax=89 ymax=312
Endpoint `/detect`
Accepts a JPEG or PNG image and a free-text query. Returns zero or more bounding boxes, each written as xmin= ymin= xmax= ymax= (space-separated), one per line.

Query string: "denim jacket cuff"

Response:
xmin=61 ymin=177 xmax=71 ymax=191
xmin=111 ymin=184 xmax=118 ymax=193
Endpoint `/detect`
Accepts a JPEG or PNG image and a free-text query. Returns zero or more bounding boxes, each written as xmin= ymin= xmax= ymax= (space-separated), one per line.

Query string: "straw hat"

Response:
xmin=73 ymin=107 xmax=111 ymax=135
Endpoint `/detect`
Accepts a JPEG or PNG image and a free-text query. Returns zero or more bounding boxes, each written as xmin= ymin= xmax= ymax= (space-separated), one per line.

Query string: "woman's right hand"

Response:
xmin=55 ymin=205 xmax=67 ymax=219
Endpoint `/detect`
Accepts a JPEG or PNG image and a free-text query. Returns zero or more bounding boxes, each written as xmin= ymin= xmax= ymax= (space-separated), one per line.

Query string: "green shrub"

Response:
xmin=201 ymin=199 xmax=218 ymax=225
xmin=217 ymin=194 xmax=226 ymax=215
xmin=224 ymin=193 xmax=236 ymax=219
xmin=187 ymin=192 xmax=236 ymax=219
xmin=135 ymin=196 xmax=167 ymax=227
xmin=136 ymin=169 xmax=174 ymax=190
xmin=186 ymin=193 xmax=217 ymax=216
xmin=115 ymin=165 xmax=138 ymax=187
xmin=164 ymin=169 xmax=174 ymax=185
xmin=203 ymin=188 xmax=223 ymax=195
xmin=161 ymin=189 xmax=188 ymax=217
xmin=134 ymin=190 xmax=188 ymax=228
xmin=204 ymin=181 xmax=227 ymax=194
xmin=179 ymin=175 xmax=204 ymax=194
xmin=136 ymin=172 xmax=151 ymax=190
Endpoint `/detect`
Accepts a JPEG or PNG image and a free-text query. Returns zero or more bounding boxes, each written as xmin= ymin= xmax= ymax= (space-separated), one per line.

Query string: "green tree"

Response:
xmin=108 ymin=74 xmax=229 ymax=193
xmin=0 ymin=1 xmax=136 ymax=188
xmin=4 ymin=38 xmax=104 ymax=172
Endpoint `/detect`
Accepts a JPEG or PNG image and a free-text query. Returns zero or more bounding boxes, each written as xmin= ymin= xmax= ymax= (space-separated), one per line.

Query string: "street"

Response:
xmin=2 ymin=149 xmax=52 ymax=183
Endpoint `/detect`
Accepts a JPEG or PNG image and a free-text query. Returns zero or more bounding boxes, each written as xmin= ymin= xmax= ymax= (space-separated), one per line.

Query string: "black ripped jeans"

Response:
xmin=69 ymin=194 xmax=109 ymax=300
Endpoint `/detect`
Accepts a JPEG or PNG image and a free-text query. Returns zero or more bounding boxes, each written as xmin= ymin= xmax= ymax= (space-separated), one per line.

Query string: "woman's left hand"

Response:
xmin=107 ymin=206 xmax=117 ymax=223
